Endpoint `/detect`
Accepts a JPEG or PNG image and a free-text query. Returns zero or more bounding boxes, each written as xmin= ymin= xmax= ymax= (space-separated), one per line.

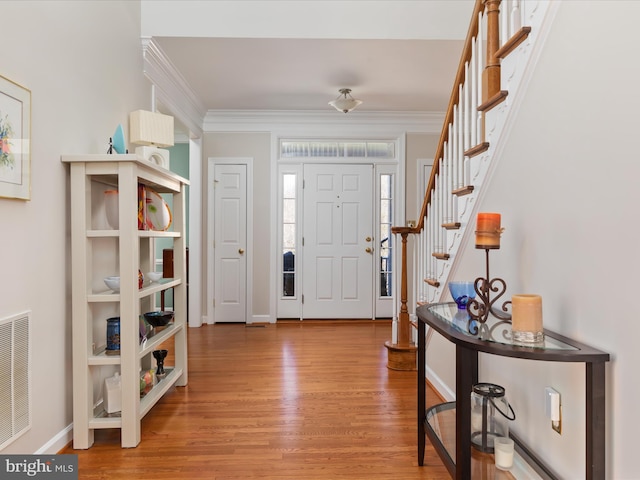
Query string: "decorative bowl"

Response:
xmin=448 ymin=281 xmax=476 ymax=310
xmin=145 ymin=188 xmax=172 ymax=231
xmin=104 ymin=276 xmax=120 ymax=292
xmin=146 ymin=271 xmax=162 ymax=283
xmin=143 ymin=311 xmax=174 ymax=327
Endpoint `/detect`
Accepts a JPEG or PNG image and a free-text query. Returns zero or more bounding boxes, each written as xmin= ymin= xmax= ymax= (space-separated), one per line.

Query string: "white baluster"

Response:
xmin=427 ymin=203 xmax=433 ymax=279
xmin=431 ymin=199 xmax=436 ymax=276
xmin=419 ymin=220 xmax=425 ymax=301
xmin=464 ymin=62 xmax=471 ymax=152
xmin=512 ymin=0 xmax=522 ymax=32
xmin=436 ymin=179 xmax=440 ymax=250
xmin=446 ymin=129 xmax=452 ymax=223
xmin=464 ymin=154 xmax=470 ymax=189
xmin=452 ymin=106 xmax=458 ymax=192
xmin=457 ymin=86 xmax=464 ymax=190
xmin=500 ymin=0 xmax=508 ymax=47
xmin=477 ymin=11 xmax=485 ymax=141
xmin=471 ymin=38 xmax=478 ymax=147
xmin=442 ymin=139 xmax=448 ymax=225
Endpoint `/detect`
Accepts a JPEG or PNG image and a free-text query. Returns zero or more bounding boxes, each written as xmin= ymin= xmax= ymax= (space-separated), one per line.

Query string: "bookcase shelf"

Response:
xmin=62 ymin=154 xmax=189 ymax=448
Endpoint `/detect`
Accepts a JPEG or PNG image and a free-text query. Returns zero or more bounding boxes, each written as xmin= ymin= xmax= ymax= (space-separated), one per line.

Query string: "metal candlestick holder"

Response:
xmin=468 ymin=248 xmax=512 ymax=324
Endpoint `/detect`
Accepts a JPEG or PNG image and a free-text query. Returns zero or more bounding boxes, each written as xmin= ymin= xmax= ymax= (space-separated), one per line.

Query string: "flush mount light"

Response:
xmin=328 ymin=88 xmax=363 ymax=113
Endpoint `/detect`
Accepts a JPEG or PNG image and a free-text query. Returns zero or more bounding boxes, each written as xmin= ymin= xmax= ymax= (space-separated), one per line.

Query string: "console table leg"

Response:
xmin=455 ymin=346 xmax=478 ymax=480
xmin=418 ymin=320 xmax=426 ymax=465
xmin=586 ymin=362 xmax=606 ymax=480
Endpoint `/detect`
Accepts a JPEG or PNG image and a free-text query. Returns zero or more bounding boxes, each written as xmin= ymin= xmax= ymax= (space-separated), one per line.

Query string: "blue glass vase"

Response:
xmin=448 ymin=281 xmax=476 ymax=310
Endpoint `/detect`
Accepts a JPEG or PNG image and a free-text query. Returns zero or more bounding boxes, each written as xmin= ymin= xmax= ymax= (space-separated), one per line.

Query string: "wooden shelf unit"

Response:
xmin=62 ymin=154 xmax=189 ymax=448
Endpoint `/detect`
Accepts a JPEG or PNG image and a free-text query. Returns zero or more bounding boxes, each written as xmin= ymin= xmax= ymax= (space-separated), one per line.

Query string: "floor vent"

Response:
xmin=0 ymin=311 xmax=31 ymax=449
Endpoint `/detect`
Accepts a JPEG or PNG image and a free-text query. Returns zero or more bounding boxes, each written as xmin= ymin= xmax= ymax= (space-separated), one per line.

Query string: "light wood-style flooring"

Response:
xmin=63 ymin=321 xmax=451 ymax=479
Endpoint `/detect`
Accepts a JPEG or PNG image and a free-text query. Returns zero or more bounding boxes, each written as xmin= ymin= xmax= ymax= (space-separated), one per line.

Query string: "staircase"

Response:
xmin=386 ymin=0 xmax=559 ymax=369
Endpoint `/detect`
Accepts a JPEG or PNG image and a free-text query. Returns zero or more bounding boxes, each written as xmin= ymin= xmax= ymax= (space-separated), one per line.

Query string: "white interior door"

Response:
xmin=302 ymin=164 xmax=374 ymax=318
xmin=214 ymin=164 xmax=247 ymax=322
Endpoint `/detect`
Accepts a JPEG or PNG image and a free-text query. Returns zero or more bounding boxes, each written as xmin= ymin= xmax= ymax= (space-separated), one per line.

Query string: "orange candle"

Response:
xmin=511 ymin=294 xmax=543 ymax=342
xmin=475 ymin=212 xmax=502 ymax=249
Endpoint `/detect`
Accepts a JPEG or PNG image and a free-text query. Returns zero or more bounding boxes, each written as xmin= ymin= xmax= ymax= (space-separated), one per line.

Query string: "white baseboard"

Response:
xmin=425 ymin=365 xmax=455 ymax=402
xmin=36 ymin=424 xmax=73 ymax=454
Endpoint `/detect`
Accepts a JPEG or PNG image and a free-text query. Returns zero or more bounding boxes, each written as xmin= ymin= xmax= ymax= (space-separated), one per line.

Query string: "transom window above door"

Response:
xmin=280 ymin=140 xmax=395 ymax=159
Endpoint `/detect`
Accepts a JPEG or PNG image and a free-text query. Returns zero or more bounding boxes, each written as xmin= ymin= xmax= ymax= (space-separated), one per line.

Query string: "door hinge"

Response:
xmin=212 ymin=299 xmax=215 ymax=307
xmin=302 ymin=237 xmax=304 ymax=246
xmin=301 ymin=294 xmax=304 ymax=304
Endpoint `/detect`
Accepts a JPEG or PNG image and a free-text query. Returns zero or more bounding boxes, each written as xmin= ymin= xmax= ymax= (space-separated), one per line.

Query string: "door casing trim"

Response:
xmin=207 ymin=157 xmax=254 ymax=324
xmin=271 ymin=134 xmax=406 ymax=321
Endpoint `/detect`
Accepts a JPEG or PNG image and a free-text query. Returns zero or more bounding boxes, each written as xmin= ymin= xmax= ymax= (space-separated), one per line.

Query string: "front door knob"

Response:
xmin=239 ymin=248 xmax=245 ymax=254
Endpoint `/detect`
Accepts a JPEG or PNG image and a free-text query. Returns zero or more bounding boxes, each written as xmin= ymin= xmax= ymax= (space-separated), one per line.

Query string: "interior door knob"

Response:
xmin=238 ymin=248 xmax=245 ymax=254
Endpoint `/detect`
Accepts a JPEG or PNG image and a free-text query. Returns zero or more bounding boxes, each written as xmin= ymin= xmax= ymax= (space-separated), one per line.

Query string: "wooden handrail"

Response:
xmin=415 ymin=0 xmax=486 ymax=233
xmin=386 ymin=1 xmax=496 ymax=366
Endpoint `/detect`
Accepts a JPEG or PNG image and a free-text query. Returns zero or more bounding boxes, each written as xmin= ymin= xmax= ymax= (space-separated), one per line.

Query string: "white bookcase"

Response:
xmin=62 ymin=154 xmax=189 ymax=448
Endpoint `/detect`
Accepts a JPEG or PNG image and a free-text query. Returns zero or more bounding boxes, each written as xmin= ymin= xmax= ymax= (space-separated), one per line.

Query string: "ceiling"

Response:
xmin=155 ymin=36 xmax=465 ymax=115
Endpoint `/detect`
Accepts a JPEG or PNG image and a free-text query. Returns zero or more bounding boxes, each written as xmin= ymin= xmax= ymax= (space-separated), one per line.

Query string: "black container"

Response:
xmin=106 ymin=317 xmax=120 ymax=355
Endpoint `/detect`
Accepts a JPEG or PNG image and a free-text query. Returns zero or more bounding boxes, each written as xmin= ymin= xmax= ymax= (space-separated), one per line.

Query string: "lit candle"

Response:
xmin=511 ymin=294 xmax=543 ymax=342
xmin=475 ymin=212 xmax=502 ymax=249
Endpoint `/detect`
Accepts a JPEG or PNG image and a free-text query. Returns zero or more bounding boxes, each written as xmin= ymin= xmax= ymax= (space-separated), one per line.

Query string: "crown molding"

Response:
xmin=141 ymin=37 xmax=206 ymax=138
xmin=203 ymin=109 xmax=445 ymax=135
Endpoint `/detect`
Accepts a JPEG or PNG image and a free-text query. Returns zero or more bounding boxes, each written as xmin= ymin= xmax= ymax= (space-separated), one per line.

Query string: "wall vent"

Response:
xmin=0 ymin=311 xmax=31 ymax=450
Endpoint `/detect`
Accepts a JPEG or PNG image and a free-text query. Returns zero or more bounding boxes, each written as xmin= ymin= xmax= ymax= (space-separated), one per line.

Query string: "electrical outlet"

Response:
xmin=545 ymin=386 xmax=562 ymax=434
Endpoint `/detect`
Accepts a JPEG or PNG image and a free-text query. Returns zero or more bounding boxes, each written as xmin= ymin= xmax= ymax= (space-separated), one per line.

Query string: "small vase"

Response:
xmin=448 ymin=281 xmax=476 ymax=310
xmin=153 ymin=349 xmax=168 ymax=377
xmin=104 ymin=190 xmax=119 ymax=229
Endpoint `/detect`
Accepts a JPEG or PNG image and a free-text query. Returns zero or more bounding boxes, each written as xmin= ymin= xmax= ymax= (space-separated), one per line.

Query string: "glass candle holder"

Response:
xmin=512 ymin=294 xmax=544 ymax=343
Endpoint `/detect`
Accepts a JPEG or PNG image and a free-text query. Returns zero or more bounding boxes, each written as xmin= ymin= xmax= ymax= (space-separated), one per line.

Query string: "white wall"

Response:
xmin=141 ymin=0 xmax=473 ymax=40
xmin=432 ymin=1 xmax=639 ymax=477
xmin=1 ymin=1 xmax=151 ymax=453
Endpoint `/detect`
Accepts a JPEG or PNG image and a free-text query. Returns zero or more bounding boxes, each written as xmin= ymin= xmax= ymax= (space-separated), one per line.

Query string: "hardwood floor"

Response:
xmin=62 ymin=321 xmax=451 ymax=479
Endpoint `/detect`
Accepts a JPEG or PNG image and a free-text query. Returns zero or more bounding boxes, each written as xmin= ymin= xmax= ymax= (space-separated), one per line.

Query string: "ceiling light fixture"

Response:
xmin=328 ymin=88 xmax=363 ymax=113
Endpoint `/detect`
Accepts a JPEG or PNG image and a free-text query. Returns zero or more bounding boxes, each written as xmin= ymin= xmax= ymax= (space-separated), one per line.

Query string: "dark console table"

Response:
xmin=416 ymin=302 xmax=610 ymax=480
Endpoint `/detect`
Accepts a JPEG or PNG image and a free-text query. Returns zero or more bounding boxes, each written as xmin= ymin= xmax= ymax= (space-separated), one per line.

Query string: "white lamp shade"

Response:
xmin=129 ymin=110 xmax=174 ymax=147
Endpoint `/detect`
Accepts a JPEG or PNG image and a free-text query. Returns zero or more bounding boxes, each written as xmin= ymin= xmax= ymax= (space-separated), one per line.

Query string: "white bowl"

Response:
xmin=146 ymin=271 xmax=162 ymax=283
xmin=104 ymin=276 xmax=120 ymax=292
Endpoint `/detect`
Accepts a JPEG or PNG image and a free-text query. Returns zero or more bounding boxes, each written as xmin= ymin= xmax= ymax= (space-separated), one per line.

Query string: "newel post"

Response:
xmin=483 ymin=0 xmax=502 ymax=102
xmin=384 ymin=227 xmax=417 ymax=371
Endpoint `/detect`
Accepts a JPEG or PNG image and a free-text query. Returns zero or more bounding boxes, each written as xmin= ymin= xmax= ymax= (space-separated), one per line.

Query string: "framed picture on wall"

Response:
xmin=0 ymin=75 xmax=31 ymax=201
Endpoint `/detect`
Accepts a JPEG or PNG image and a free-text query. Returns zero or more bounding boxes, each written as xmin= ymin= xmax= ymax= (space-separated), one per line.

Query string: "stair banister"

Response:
xmin=385 ymin=0 xmax=494 ymax=370
xmin=418 ymin=0 xmax=486 ymax=232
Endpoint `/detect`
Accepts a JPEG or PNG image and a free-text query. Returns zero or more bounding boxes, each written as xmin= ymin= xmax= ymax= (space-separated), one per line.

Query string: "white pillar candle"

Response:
xmin=494 ymin=437 xmax=514 ymax=470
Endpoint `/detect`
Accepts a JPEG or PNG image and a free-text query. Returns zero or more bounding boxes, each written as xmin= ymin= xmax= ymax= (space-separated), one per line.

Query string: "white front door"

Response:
xmin=214 ymin=164 xmax=247 ymax=322
xmin=302 ymin=164 xmax=374 ymax=318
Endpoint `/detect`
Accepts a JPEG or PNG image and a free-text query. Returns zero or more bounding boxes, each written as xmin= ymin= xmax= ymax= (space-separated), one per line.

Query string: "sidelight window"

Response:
xmin=282 ymin=173 xmax=296 ymax=297
xmin=379 ymin=174 xmax=393 ymax=297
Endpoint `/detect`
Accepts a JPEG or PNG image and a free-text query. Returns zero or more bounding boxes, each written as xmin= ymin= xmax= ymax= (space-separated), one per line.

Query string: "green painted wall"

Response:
xmin=156 ymin=143 xmax=190 ymax=307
